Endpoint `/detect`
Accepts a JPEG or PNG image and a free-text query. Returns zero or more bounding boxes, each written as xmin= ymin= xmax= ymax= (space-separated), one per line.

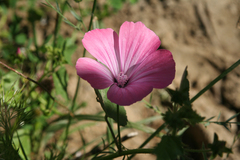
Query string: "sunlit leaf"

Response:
xmin=99 ymin=88 xmax=128 ymax=126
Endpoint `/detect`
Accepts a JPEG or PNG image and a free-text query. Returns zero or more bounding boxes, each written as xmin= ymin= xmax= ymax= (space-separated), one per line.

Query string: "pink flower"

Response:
xmin=76 ymin=21 xmax=175 ymax=106
xmin=17 ymin=47 xmax=21 ymax=55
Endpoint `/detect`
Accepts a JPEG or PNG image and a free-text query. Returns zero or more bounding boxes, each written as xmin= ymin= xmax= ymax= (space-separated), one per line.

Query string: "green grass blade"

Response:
xmin=190 ymin=59 xmax=240 ymax=103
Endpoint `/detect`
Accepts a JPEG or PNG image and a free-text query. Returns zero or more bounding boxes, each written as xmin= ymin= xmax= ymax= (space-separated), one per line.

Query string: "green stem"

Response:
xmin=87 ymin=0 xmax=97 ymax=31
xmin=92 ymin=148 xmax=154 ymax=160
xmin=117 ymin=104 xmax=122 ymax=152
xmin=107 ymin=117 xmax=114 ymax=151
xmin=82 ymin=0 xmax=97 ymax=57
xmin=185 ymin=148 xmax=211 ymax=153
xmin=62 ymin=0 xmax=97 ymax=148
xmin=190 ymin=59 xmax=240 ymax=103
xmin=128 ymin=123 xmax=166 ymax=159
xmin=105 ymin=115 xmax=121 ymax=151
xmin=52 ymin=1 xmax=67 ymax=50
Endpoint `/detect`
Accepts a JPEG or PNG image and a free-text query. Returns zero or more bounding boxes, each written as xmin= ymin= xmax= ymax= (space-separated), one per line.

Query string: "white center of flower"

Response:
xmin=116 ymin=72 xmax=128 ymax=88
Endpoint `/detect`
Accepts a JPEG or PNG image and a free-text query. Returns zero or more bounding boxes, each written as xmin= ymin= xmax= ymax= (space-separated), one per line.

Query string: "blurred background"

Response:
xmin=0 ymin=0 xmax=240 ymax=159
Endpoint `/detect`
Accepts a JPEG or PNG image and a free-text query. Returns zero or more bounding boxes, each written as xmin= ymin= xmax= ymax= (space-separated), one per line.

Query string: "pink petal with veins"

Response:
xmin=129 ymin=49 xmax=175 ymax=88
xmin=107 ymin=80 xmax=153 ymax=106
xmin=119 ymin=21 xmax=161 ymax=73
xmin=76 ymin=58 xmax=114 ymax=89
xmin=82 ymin=28 xmax=120 ymax=77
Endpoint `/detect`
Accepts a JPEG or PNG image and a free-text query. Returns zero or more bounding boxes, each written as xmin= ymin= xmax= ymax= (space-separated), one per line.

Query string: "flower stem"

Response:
xmin=128 ymin=123 xmax=166 ymax=159
xmin=117 ymin=104 xmax=122 ymax=153
xmin=92 ymin=148 xmax=154 ymax=160
xmin=105 ymin=115 xmax=121 ymax=151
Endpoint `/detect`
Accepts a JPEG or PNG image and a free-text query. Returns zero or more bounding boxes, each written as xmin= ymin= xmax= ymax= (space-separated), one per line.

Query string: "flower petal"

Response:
xmin=129 ymin=49 xmax=175 ymax=88
xmin=119 ymin=21 xmax=161 ymax=73
xmin=107 ymin=81 xmax=153 ymax=106
xmin=76 ymin=58 xmax=114 ymax=89
xmin=82 ymin=28 xmax=120 ymax=77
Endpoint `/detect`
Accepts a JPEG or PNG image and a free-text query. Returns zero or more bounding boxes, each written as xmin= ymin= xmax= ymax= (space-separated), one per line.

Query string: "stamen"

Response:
xmin=117 ymin=72 xmax=128 ymax=88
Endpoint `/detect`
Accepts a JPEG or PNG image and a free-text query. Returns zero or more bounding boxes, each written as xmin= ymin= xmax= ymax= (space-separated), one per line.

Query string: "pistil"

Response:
xmin=116 ymin=72 xmax=128 ymax=88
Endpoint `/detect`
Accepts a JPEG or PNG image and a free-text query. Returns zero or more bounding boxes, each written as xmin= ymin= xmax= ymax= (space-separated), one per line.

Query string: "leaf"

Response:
xmin=179 ymin=67 xmax=189 ymax=94
xmin=178 ymin=107 xmax=205 ymax=125
xmin=63 ymin=44 xmax=77 ymax=65
xmin=108 ymin=0 xmax=123 ymax=10
xmin=162 ymin=107 xmax=204 ymax=130
xmin=154 ymin=135 xmax=183 ymax=160
xmin=15 ymin=33 xmax=27 ymax=45
xmin=28 ymin=51 xmax=39 ymax=63
xmin=190 ymin=59 xmax=240 ymax=103
xmin=208 ymin=133 xmax=232 ymax=159
xmin=202 ymin=143 xmax=208 ymax=160
xmin=226 ymin=112 xmax=240 ymax=122
xmin=53 ymin=66 xmax=69 ymax=101
xmin=99 ymin=88 xmax=128 ymax=126
xmin=162 ymin=109 xmax=185 ymax=130
xmin=66 ymin=1 xmax=82 ymax=22
xmin=126 ymin=122 xmax=156 ymax=134
xmin=167 ymin=67 xmax=190 ymax=106
xmin=1 ymin=72 xmax=20 ymax=91
xmin=13 ymin=128 xmax=31 ymax=160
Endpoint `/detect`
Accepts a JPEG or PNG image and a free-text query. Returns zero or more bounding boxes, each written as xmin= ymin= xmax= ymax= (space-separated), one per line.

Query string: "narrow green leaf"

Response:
xmin=50 ymin=114 xmax=105 ymax=124
xmin=217 ymin=112 xmax=221 ymax=121
xmin=202 ymin=143 xmax=208 ymax=160
xmin=55 ymin=0 xmax=61 ymax=13
xmin=226 ymin=112 xmax=240 ymax=122
xmin=205 ymin=116 xmax=215 ymax=121
xmin=52 ymin=66 xmax=69 ymax=101
xmin=66 ymin=2 xmax=82 ymax=22
xmin=126 ymin=122 xmax=155 ymax=134
xmin=16 ymin=131 xmax=28 ymax=160
xmin=63 ymin=44 xmax=77 ymax=65
xmin=191 ymin=59 xmax=240 ymax=103
xmin=13 ymin=129 xmax=31 ymax=160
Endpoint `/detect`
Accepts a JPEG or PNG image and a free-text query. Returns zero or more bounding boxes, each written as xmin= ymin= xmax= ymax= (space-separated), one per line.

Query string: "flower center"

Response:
xmin=116 ymin=72 xmax=128 ymax=88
